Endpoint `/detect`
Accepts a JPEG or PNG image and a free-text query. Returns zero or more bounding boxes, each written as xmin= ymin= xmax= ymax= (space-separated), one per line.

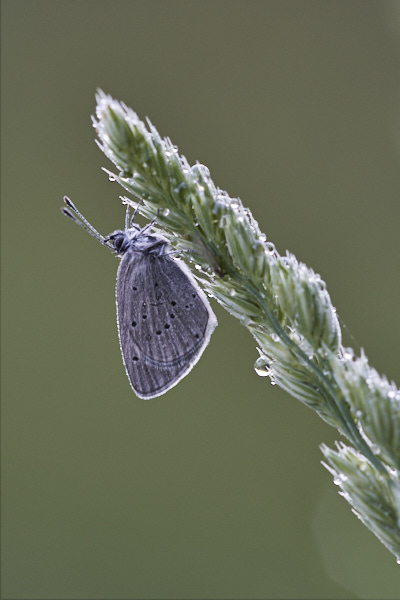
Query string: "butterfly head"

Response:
xmin=106 ymin=225 xmax=165 ymax=256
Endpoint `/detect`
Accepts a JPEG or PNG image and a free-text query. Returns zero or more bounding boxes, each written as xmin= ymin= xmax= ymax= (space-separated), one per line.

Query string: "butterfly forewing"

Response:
xmin=116 ymin=250 xmax=215 ymax=398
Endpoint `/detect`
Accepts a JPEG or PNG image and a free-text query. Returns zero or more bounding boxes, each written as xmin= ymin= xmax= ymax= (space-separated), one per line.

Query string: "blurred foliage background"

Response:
xmin=2 ymin=1 xmax=400 ymax=598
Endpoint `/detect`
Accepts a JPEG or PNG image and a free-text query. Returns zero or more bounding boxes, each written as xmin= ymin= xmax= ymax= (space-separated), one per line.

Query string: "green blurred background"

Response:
xmin=2 ymin=1 xmax=400 ymax=598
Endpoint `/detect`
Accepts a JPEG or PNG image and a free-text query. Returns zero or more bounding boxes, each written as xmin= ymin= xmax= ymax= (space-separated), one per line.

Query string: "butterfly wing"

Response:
xmin=116 ymin=249 xmax=217 ymax=398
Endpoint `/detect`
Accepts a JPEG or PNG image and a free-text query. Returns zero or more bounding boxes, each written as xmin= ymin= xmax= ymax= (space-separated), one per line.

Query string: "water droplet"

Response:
xmin=271 ymin=333 xmax=280 ymax=342
xmin=254 ymin=356 xmax=271 ymax=377
xmin=258 ymin=233 xmax=267 ymax=243
xmin=163 ymin=208 xmax=170 ymax=216
xmin=343 ymin=348 xmax=354 ymax=360
xmin=108 ymin=174 xmax=116 ymax=182
xmin=229 ymin=289 xmax=236 ymax=297
xmin=240 ymin=315 xmax=251 ymax=326
xmin=333 ymin=474 xmax=348 ymax=485
xmin=191 ymin=163 xmax=210 ymax=178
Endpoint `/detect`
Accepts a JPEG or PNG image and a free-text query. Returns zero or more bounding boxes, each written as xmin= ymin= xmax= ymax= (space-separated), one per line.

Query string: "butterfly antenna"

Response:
xmin=125 ymin=203 xmax=130 ymax=230
xmin=61 ymin=196 xmax=113 ymax=249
